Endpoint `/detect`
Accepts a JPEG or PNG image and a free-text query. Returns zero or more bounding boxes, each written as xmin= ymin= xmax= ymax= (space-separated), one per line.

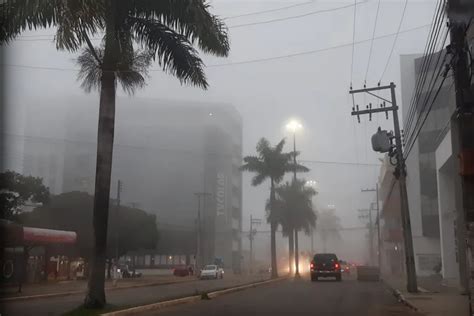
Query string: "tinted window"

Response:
xmin=204 ymin=265 xmax=217 ymax=270
xmin=313 ymin=254 xmax=338 ymax=263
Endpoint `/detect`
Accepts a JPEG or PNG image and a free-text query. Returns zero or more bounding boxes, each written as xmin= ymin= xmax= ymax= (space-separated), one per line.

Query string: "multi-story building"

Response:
xmin=22 ymin=97 xmax=243 ymax=272
xmin=399 ymin=48 xmax=458 ymax=281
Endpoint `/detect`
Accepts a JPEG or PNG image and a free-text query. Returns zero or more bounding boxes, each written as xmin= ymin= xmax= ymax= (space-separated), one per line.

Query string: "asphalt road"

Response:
xmin=141 ymin=274 xmax=423 ymax=316
xmin=0 ymin=274 xmax=269 ymax=316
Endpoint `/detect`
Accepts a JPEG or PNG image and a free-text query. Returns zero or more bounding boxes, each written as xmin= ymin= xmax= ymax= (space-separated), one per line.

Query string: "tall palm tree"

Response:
xmin=241 ymin=138 xmax=308 ymax=278
xmin=1 ymin=1 xmax=229 ymax=308
xmin=273 ymin=179 xmax=316 ymax=272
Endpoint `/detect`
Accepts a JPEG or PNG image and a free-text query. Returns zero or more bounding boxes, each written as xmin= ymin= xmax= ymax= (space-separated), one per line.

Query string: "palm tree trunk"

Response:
xmin=270 ymin=178 xmax=278 ymax=279
xmin=84 ymin=24 xmax=117 ymax=307
xmin=288 ymin=228 xmax=294 ymax=275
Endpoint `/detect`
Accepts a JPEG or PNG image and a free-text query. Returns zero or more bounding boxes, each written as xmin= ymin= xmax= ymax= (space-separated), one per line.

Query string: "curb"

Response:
xmin=101 ymin=277 xmax=288 ymax=316
xmin=0 ymin=278 xmax=195 ymax=302
xmin=381 ymin=279 xmax=418 ymax=311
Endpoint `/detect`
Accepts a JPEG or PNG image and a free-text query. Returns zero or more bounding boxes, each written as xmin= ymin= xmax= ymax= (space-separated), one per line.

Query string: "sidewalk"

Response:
xmin=0 ymin=274 xmax=195 ymax=299
xmin=382 ymin=275 xmax=469 ymax=316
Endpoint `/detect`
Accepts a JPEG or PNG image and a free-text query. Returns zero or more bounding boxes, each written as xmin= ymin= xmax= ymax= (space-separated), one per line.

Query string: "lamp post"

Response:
xmin=306 ymin=180 xmax=319 ymax=254
xmin=286 ymin=120 xmax=302 ymax=277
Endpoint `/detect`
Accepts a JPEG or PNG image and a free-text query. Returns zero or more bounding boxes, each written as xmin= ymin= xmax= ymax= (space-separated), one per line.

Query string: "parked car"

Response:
xmin=199 ymin=264 xmax=224 ymax=280
xmin=173 ymin=266 xmax=194 ymax=277
xmin=339 ymin=260 xmax=351 ymax=274
xmin=119 ymin=265 xmax=142 ymax=278
xmin=310 ymin=253 xmax=342 ymax=282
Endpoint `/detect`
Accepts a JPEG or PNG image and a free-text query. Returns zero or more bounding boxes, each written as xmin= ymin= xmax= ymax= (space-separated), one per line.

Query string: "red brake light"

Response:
xmin=335 ymin=263 xmax=340 ymax=269
xmin=310 ymin=261 xmax=315 ymax=269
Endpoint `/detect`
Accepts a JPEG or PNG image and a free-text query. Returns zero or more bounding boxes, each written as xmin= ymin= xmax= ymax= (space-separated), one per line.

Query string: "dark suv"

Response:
xmin=310 ymin=253 xmax=342 ymax=281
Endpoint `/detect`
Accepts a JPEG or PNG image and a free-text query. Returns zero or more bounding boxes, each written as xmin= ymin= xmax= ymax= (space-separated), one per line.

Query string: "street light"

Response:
xmin=286 ymin=119 xmax=303 ymax=278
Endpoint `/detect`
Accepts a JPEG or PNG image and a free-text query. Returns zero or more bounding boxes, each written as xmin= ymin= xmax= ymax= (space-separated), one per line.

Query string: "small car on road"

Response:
xmin=310 ymin=253 xmax=342 ymax=282
xmin=199 ymin=264 xmax=224 ymax=280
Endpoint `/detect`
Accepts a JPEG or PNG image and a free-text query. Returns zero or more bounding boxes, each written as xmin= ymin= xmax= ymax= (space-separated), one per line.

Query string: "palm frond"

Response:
xmin=251 ymin=173 xmax=267 ymax=186
xmin=130 ymin=0 xmax=230 ymax=57
xmin=129 ymin=16 xmax=207 ymax=89
xmin=76 ymin=47 xmax=103 ymax=92
xmin=274 ymin=138 xmax=286 ymax=154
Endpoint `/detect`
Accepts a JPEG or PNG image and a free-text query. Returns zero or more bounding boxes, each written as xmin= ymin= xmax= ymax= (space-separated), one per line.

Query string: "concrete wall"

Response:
xmin=436 ymin=131 xmax=459 ymax=281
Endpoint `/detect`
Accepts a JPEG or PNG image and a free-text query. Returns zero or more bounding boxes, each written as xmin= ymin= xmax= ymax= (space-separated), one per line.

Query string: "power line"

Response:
xmin=364 ymin=0 xmax=382 ymax=85
xmin=350 ymin=0 xmax=358 ymax=88
xmin=403 ymin=64 xmax=449 ymax=159
xmin=403 ymin=28 xmax=449 ymax=152
xmin=223 ymin=1 xmax=315 ymax=20
xmin=299 ymin=159 xmax=381 ymax=167
xmin=378 ymin=0 xmax=409 ymax=84
xmin=12 ymin=1 xmax=366 ymax=41
xmin=403 ymin=0 xmax=446 ymax=137
xmin=2 ymin=24 xmax=430 ymax=72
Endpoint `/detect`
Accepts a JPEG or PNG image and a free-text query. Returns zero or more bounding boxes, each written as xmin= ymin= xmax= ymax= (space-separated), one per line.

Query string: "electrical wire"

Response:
xmin=364 ymin=0 xmax=382 ymax=85
xmin=350 ymin=0 xmax=357 ymax=88
xmin=223 ymin=1 xmax=316 ymax=20
xmin=403 ymin=0 xmax=445 ymax=135
xmin=403 ymin=28 xmax=449 ymax=150
xmin=403 ymin=21 xmax=449 ymax=149
xmin=378 ymin=0 xmax=409 ymax=84
xmin=403 ymin=63 xmax=449 ymax=159
xmin=2 ymin=23 xmax=431 ymax=71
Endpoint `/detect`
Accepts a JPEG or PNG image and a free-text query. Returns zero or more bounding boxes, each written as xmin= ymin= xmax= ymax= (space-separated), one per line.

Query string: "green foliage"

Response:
xmin=241 ymin=138 xmax=309 ymax=221
xmin=0 ymin=171 xmax=50 ymax=220
xmin=18 ymin=191 xmax=158 ymax=259
xmin=1 ymin=0 xmax=230 ymax=91
xmin=272 ymin=179 xmax=317 ymax=236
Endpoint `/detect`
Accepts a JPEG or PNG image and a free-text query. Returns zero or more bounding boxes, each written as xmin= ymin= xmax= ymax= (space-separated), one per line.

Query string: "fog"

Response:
xmin=2 ymin=0 xmax=437 ymax=268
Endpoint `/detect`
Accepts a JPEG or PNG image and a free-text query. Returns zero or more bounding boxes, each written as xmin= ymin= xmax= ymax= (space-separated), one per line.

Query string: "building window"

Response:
xmin=145 ymin=255 xmax=151 ymax=266
xmin=154 ymin=255 xmax=160 ymax=265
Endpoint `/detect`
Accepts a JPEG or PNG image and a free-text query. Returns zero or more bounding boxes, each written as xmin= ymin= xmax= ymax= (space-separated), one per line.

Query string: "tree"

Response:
xmin=0 ymin=171 xmax=50 ymax=220
xmin=241 ymin=138 xmax=308 ymax=278
xmin=272 ymin=179 xmax=316 ymax=272
xmin=1 ymin=1 xmax=229 ymax=308
xmin=18 ymin=191 xmax=158 ymax=267
xmin=317 ymin=209 xmax=342 ymax=252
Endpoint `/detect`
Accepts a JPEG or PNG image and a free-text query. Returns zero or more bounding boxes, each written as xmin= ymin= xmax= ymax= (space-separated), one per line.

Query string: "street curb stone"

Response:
xmin=101 ymin=277 xmax=288 ymax=316
xmin=381 ymin=279 xmax=418 ymax=311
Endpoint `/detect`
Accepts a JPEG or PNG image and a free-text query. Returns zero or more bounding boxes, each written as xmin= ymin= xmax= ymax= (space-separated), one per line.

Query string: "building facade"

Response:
xmin=21 ymin=97 xmax=243 ymax=272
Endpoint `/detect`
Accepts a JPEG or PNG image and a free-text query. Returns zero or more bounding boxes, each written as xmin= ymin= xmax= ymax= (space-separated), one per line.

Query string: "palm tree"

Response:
xmin=1 ymin=1 xmax=229 ymax=308
xmin=241 ymin=138 xmax=308 ymax=278
xmin=272 ymin=179 xmax=316 ymax=273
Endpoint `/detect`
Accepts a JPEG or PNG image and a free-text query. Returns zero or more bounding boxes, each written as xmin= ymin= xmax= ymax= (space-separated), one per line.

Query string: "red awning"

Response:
xmin=0 ymin=220 xmax=77 ymax=247
xmin=23 ymin=227 xmax=76 ymax=245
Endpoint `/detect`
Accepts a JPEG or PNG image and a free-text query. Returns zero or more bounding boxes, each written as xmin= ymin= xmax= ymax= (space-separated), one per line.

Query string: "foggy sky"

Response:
xmin=2 ymin=0 xmax=438 ymax=262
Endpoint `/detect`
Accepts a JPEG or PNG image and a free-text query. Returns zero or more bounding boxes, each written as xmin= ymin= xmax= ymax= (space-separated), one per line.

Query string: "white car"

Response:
xmin=199 ymin=265 xmax=224 ymax=280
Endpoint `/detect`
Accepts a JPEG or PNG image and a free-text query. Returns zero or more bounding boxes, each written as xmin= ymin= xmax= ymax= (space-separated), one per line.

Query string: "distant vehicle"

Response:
xmin=199 ymin=264 xmax=224 ymax=280
xmin=173 ymin=266 xmax=191 ymax=277
xmin=339 ymin=260 xmax=351 ymax=274
xmin=119 ymin=265 xmax=142 ymax=278
xmin=310 ymin=253 xmax=342 ymax=282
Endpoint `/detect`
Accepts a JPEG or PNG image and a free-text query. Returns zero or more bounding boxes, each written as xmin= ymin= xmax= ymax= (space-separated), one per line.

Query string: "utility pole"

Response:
xmin=362 ymin=185 xmax=382 ymax=270
xmin=358 ymin=208 xmax=374 ymax=266
xmin=350 ymin=82 xmax=418 ymax=293
xmin=194 ymin=192 xmax=211 ymax=271
xmin=447 ymin=0 xmax=474 ymax=301
xmin=249 ymin=215 xmax=262 ymax=274
xmin=116 ymin=180 xmax=122 ymax=263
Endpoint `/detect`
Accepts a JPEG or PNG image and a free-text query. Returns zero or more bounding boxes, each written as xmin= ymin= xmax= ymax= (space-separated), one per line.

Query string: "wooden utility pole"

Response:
xmin=350 ymin=83 xmax=418 ymax=293
xmin=249 ymin=215 xmax=262 ymax=274
xmin=447 ymin=0 xmax=474 ymax=309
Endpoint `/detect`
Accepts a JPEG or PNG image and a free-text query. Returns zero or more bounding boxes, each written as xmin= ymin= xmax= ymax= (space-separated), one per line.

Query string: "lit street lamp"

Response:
xmin=286 ymin=119 xmax=303 ymax=277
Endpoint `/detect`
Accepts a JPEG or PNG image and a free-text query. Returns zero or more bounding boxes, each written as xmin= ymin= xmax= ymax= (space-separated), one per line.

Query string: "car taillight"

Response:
xmin=310 ymin=261 xmax=315 ymax=269
xmin=335 ymin=263 xmax=340 ymax=269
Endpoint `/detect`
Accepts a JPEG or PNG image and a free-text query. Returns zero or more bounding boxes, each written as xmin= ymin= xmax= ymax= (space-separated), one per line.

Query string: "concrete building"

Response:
xmin=21 ymin=97 xmax=243 ymax=272
xmin=399 ymin=50 xmax=457 ymax=280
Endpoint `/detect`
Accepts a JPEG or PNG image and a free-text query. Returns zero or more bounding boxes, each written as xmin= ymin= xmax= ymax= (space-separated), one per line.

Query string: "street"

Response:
xmin=0 ymin=274 xmax=268 ymax=316
xmin=141 ymin=274 xmax=422 ymax=316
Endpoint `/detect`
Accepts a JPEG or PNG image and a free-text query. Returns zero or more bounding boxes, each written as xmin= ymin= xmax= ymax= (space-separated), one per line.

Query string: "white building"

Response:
xmin=400 ymin=50 xmax=458 ymax=282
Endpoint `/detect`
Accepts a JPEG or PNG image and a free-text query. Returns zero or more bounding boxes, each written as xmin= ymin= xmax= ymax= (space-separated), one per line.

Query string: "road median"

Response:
xmin=101 ymin=276 xmax=288 ymax=316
